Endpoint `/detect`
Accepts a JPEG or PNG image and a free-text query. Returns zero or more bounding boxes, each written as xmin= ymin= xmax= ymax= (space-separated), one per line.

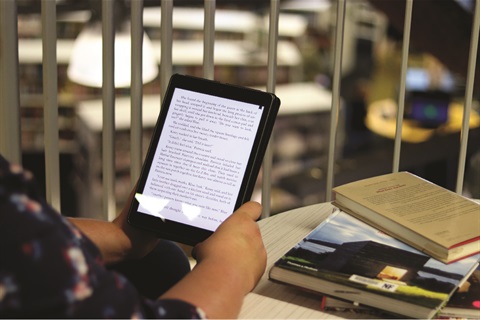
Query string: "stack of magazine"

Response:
xmin=321 ymin=266 xmax=480 ymax=319
xmin=269 ymin=172 xmax=480 ymax=319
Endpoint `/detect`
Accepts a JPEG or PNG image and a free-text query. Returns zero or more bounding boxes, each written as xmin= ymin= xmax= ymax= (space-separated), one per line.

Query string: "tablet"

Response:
xmin=127 ymin=74 xmax=280 ymax=245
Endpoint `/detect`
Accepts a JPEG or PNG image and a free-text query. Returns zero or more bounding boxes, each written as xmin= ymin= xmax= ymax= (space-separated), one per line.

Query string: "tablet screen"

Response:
xmin=137 ymin=87 xmax=265 ymax=231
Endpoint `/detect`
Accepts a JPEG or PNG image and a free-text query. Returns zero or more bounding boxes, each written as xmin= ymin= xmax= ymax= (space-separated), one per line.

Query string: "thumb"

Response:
xmin=233 ymin=201 xmax=263 ymax=221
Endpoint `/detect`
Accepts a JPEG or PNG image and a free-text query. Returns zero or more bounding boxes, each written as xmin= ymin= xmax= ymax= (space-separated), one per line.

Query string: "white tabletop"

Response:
xmin=238 ymin=202 xmax=372 ymax=319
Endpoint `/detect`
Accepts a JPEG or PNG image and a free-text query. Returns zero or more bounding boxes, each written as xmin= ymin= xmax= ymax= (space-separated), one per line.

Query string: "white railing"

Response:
xmin=0 ymin=0 xmax=478 ymax=220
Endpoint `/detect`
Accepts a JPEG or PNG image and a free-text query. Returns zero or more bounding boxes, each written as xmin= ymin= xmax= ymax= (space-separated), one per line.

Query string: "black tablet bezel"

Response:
xmin=127 ymin=74 xmax=280 ymax=245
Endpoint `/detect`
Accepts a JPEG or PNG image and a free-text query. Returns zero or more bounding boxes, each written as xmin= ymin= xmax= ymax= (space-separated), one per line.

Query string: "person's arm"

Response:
xmin=70 ymin=188 xmax=267 ymax=318
xmin=160 ymin=201 xmax=267 ymax=319
xmin=68 ymin=189 xmax=160 ymax=265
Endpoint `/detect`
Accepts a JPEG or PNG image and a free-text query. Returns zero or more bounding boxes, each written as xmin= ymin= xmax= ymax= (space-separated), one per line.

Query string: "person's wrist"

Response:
xmin=201 ymin=257 xmax=256 ymax=295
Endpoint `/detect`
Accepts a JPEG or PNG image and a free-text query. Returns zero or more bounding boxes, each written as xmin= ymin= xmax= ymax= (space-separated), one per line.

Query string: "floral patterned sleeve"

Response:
xmin=0 ymin=155 xmax=206 ymax=319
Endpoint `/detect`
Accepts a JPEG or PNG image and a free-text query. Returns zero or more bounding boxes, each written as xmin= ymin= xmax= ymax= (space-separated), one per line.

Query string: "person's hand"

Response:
xmin=193 ymin=201 xmax=267 ymax=294
xmin=160 ymin=201 xmax=267 ymax=318
xmin=112 ymin=186 xmax=160 ymax=260
xmin=68 ymin=186 xmax=160 ymax=265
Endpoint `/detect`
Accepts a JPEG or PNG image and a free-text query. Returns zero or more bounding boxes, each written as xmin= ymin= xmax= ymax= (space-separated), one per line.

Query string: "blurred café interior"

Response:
xmin=9 ymin=0 xmax=480 ymax=218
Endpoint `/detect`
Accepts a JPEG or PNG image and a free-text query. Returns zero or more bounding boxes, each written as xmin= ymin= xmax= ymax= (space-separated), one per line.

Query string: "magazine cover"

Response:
xmin=439 ymin=265 xmax=480 ymax=318
xmin=321 ymin=267 xmax=480 ymax=319
xmin=270 ymin=209 xmax=480 ymax=318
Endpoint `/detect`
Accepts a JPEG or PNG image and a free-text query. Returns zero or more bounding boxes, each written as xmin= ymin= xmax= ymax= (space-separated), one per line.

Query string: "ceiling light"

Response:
xmin=67 ymin=21 xmax=158 ymax=88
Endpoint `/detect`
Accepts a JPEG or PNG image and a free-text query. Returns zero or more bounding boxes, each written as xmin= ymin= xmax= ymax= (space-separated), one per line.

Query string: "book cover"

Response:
xmin=269 ymin=209 xmax=480 ymax=319
xmin=438 ymin=266 xmax=480 ymax=319
xmin=322 ymin=267 xmax=480 ymax=319
xmin=332 ymin=171 xmax=480 ymax=263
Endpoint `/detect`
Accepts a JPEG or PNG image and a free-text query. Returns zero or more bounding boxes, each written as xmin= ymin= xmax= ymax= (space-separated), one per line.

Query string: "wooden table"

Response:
xmin=239 ymin=202 xmax=374 ymax=319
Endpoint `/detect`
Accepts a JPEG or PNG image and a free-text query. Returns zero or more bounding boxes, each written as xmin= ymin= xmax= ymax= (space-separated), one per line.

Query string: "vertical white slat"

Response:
xmin=41 ymin=0 xmax=61 ymax=211
xmin=0 ymin=0 xmax=21 ymax=164
xmin=261 ymin=0 xmax=279 ymax=219
xmin=203 ymin=0 xmax=215 ymax=80
xmin=160 ymin=0 xmax=173 ymax=98
xmin=325 ymin=0 xmax=346 ymax=202
xmin=456 ymin=0 xmax=480 ymax=194
xmin=102 ymin=0 xmax=116 ymax=221
xmin=130 ymin=0 xmax=144 ymax=185
xmin=393 ymin=0 xmax=413 ymax=173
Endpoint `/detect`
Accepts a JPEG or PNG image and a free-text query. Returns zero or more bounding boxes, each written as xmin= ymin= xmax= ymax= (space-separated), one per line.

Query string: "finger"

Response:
xmin=234 ymin=201 xmax=262 ymax=220
xmin=191 ymin=245 xmax=198 ymax=261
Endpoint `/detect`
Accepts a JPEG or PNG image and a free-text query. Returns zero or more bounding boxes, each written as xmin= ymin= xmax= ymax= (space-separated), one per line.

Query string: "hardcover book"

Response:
xmin=332 ymin=171 xmax=480 ymax=263
xmin=269 ymin=209 xmax=480 ymax=319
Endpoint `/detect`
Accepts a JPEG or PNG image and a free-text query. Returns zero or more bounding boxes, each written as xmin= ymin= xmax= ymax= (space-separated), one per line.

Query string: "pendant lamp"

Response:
xmin=67 ymin=20 xmax=158 ymax=88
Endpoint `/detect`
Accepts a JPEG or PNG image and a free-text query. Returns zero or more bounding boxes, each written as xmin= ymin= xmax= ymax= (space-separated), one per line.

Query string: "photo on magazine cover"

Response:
xmin=276 ymin=210 xmax=480 ymax=309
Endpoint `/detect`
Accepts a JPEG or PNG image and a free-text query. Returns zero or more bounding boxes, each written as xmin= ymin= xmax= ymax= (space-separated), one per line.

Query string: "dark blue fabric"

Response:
xmin=111 ymin=240 xmax=192 ymax=300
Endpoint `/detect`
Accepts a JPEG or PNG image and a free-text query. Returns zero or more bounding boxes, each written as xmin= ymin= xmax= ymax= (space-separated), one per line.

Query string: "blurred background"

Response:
xmin=12 ymin=0 xmax=480 ymax=217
